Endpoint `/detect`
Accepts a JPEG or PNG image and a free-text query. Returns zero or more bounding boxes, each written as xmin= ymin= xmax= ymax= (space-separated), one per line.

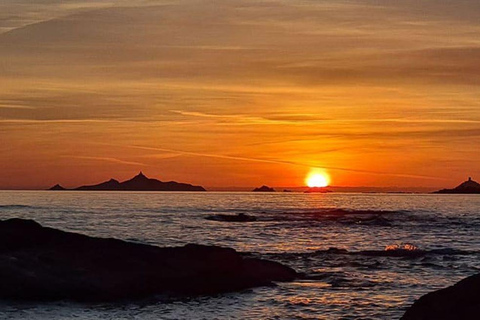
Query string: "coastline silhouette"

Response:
xmin=435 ymin=177 xmax=480 ymax=194
xmin=49 ymin=172 xmax=206 ymax=191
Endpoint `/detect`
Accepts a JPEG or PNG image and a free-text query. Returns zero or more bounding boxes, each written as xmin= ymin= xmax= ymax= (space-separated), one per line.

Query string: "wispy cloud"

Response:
xmin=0 ymin=104 xmax=36 ymax=110
xmin=0 ymin=119 xmax=129 ymax=124
xmin=171 ymin=109 xmax=480 ymax=125
xmin=63 ymin=155 xmax=147 ymax=167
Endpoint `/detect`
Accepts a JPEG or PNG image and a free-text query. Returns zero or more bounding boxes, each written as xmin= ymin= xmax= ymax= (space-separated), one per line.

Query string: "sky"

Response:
xmin=1 ymin=0 xmax=480 ymax=189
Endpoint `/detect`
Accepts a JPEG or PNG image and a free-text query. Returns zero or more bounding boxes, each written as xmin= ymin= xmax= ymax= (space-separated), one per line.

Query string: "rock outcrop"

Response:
xmin=435 ymin=177 xmax=480 ymax=194
xmin=253 ymin=185 xmax=275 ymax=192
xmin=48 ymin=184 xmax=66 ymax=190
xmin=402 ymin=273 xmax=480 ymax=320
xmin=205 ymin=213 xmax=257 ymax=222
xmin=0 ymin=218 xmax=296 ymax=301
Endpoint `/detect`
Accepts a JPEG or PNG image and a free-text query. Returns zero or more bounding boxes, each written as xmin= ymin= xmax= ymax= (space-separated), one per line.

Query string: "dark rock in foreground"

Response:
xmin=51 ymin=172 xmax=206 ymax=191
xmin=402 ymin=273 xmax=480 ymax=320
xmin=0 ymin=218 xmax=296 ymax=301
xmin=253 ymin=185 xmax=275 ymax=192
xmin=434 ymin=177 xmax=480 ymax=194
xmin=205 ymin=213 xmax=257 ymax=222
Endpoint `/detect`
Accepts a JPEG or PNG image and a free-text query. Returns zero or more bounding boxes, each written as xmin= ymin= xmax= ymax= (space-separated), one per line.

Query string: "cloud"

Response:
xmin=1 ymin=1 xmax=478 ymax=88
xmin=62 ymin=155 xmax=147 ymax=166
xmin=1 ymin=0 xmax=480 ymax=187
xmin=171 ymin=109 xmax=480 ymax=126
xmin=0 ymin=103 xmax=36 ymax=110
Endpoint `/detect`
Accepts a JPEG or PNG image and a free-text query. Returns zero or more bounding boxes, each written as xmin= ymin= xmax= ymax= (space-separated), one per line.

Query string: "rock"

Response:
xmin=434 ymin=177 xmax=480 ymax=194
xmin=48 ymin=184 xmax=66 ymax=190
xmin=402 ymin=273 xmax=480 ymax=320
xmin=0 ymin=218 xmax=296 ymax=301
xmin=253 ymin=185 xmax=275 ymax=192
xmin=205 ymin=213 xmax=257 ymax=222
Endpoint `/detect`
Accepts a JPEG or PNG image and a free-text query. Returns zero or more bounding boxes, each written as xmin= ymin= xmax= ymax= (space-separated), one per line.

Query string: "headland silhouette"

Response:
xmin=435 ymin=177 xmax=480 ymax=194
xmin=49 ymin=172 xmax=206 ymax=191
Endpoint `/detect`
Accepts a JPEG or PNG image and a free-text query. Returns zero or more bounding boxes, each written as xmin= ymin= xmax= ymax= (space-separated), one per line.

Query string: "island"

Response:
xmin=49 ymin=172 xmax=206 ymax=191
xmin=49 ymin=184 xmax=66 ymax=190
xmin=0 ymin=218 xmax=296 ymax=301
xmin=434 ymin=177 xmax=480 ymax=194
xmin=253 ymin=185 xmax=275 ymax=192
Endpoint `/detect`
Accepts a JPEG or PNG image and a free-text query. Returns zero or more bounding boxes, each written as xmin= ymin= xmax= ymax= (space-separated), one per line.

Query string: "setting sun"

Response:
xmin=305 ymin=170 xmax=331 ymax=188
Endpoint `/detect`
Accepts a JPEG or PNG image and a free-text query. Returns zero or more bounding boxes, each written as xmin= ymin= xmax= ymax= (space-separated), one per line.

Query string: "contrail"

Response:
xmin=126 ymin=144 xmax=447 ymax=181
xmin=62 ymin=155 xmax=147 ymax=167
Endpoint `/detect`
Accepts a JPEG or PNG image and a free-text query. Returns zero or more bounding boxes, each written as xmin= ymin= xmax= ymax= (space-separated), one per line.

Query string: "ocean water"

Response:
xmin=0 ymin=191 xmax=479 ymax=319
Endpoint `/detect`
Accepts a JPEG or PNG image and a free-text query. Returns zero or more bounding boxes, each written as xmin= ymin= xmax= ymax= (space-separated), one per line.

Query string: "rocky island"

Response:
xmin=0 ymin=218 xmax=296 ymax=301
xmin=49 ymin=172 xmax=206 ymax=192
xmin=434 ymin=177 xmax=480 ymax=194
xmin=49 ymin=184 xmax=66 ymax=190
xmin=253 ymin=185 xmax=275 ymax=192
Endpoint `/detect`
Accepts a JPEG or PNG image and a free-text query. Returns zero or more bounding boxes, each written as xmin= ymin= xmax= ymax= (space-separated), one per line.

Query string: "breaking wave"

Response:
xmin=315 ymin=246 xmax=477 ymax=258
xmin=258 ymin=245 xmax=478 ymax=261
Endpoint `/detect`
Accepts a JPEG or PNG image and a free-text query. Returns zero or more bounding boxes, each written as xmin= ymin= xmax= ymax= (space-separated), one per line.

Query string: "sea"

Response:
xmin=0 ymin=191 xmax=479 ymax=319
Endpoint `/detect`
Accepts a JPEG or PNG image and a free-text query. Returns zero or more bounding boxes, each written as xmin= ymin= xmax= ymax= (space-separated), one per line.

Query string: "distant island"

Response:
xmin=49 ymin=172 xmax=206 ymax=191
xmin=49 ymin=184 xmax=65 ymax=191
xmin=434 ymin=177 xmax=480 ymax=194
xmin=253 ymin=185 xmax=275 ymax=192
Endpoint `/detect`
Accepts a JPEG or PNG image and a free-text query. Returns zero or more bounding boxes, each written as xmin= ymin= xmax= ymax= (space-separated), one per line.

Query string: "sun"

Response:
xmin=305 ymin=170 xmax=330 ymax=188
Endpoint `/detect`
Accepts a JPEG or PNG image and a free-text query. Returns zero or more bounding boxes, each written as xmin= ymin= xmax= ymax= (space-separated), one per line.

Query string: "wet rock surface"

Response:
xmin=0 ymin=218 xmax=296 ymax=302
xmin=402 ymin=273 xmax=480 ymax=320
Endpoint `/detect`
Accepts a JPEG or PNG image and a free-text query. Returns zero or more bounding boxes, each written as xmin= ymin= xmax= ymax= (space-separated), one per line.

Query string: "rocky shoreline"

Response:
xmin=0 ymin=218 xmax=296 ymax=302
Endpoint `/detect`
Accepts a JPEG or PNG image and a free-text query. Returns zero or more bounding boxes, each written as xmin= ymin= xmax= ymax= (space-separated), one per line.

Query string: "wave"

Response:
xmin=315 ymin=246 xmax=477 ymax=258
xmin=302 ymin=271 xmax=379 ymax=288
xmin=0 ymin=204 xmax=37 ymax=210
xmin=276 ymin=208 xmax=404 ymax=217
xmin=258 ymin=246 xmax=477 ymax=261
xmin=255 ymin=208 xmax=405 ymax=225
xmin=201 ymin=208 xmax=403 ymax=227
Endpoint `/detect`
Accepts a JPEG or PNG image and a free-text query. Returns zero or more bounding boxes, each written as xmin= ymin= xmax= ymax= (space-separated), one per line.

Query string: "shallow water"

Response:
xmin=0 ymin=191 xmax=479 ymax=319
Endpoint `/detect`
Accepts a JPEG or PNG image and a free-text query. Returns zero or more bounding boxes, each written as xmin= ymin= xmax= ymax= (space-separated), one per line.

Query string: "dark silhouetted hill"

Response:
xmin=76 ymin=178 xmax=120 ymax=190
xmin=253 ymin=185 xmax=275 ymax=192
xmin=48 ymin=184 xmax=66 ymax=191
xmin=51 ymin=172 xmax=206 ymax=191
xmin=435 ymin=177 xmax=480 ymax=194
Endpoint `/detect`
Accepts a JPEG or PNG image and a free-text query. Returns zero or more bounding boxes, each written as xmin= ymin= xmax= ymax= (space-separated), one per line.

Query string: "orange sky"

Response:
xmin=1 ymin=0 xmax=480 ymax=189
